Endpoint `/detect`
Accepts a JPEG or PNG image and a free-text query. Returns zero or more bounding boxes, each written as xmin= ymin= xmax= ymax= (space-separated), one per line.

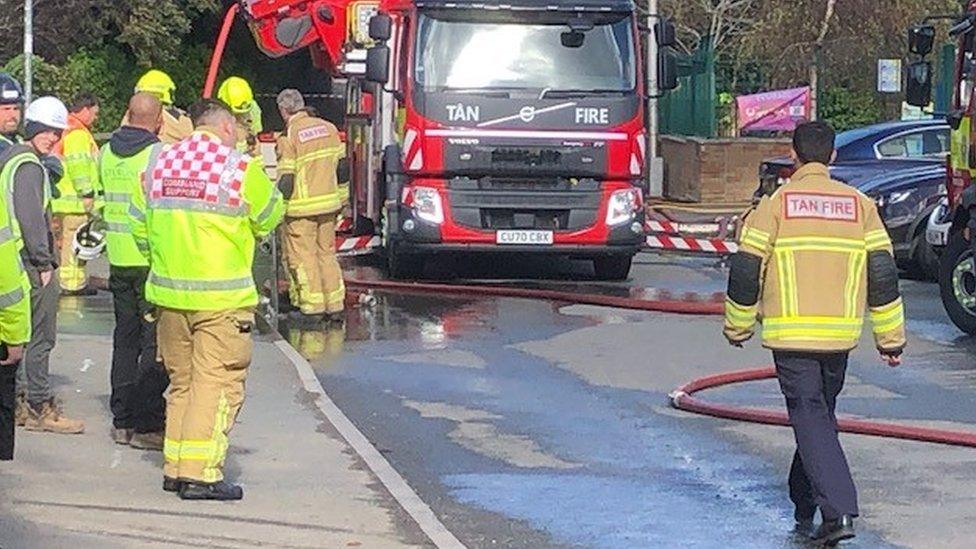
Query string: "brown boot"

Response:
xmin=14 ymin=394 xmax=28 ymax=427
xmin=129 ymin=431 xmax=164 ymax=451
xmin=24 ymin=399 xmax=85 ymax=434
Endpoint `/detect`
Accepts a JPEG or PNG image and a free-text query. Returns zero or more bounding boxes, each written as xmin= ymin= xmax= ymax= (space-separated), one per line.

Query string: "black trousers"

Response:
xmin=0 ymin=349 xmax=14 ymax=460
xmin=774 ymin=350 xmax=859 ymax=521
xmin=109 ymin=266 xmax=168 ymax=433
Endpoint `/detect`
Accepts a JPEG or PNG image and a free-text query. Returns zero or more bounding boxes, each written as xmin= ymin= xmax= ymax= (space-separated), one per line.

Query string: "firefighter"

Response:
xmin=11 ymin=97 xmax=85 ymax=434
xmin=275 ymin=89 xmax=347 ymax=323
xmin=127 ymin=70 xmax=194 ymax=144
xmin=51 ymin=93 xmax=100 ymax=295
xmin=100 ymin=92 xmax=169 ymax=450
xmin=0 ymin=75 xmax=30 ymax=460
xmin=129 ymin=99 xmax=284 ymax=500
xmin=216 ymin=76 xmax=263 ymax=155
xmin=724 ymin=121 xmax=905 ymax=545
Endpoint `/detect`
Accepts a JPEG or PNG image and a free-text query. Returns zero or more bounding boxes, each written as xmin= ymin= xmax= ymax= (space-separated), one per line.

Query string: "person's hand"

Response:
xmin=39 ymin=270 xmax=53 ymax=288
xmin=82 ymin=197 xmax=94 ymax=213
xmin=0 ymin=345 xmax=23 ymax=365
xmin=880 ymin=351 xmax=902 ymax=367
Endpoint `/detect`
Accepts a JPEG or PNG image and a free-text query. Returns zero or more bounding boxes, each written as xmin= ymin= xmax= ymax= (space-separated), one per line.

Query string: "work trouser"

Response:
xmin=283 ymin=213 xmax=345 ymax=315
xmin=774 ymin=350 xmax=858 ymax=521
xmin=17 ymin=267 xmax=58 ymax=407
xmin=0 ymin=354 xmax=15 ymax=460
xmin=54 ymin=213 xmax=88 ymax=291
xmin=278 ymin=226 xmax=299 ymax=310
xmin=158 ymin=308 xmax=253 ymax=483
xmin=109 ymin=266 xmax=168 ymax=433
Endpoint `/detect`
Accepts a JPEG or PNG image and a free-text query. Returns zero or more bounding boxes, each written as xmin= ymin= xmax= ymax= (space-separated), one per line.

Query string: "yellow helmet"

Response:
xmin=135 ymin=69 xmax=176 ymax=105
xmin=217 ymin=76 xmax=255 ymax=115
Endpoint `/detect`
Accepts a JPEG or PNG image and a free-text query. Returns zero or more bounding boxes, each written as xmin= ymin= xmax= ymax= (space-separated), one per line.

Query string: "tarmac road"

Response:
xmin=281 ymin=251 xmax=976 ymax=548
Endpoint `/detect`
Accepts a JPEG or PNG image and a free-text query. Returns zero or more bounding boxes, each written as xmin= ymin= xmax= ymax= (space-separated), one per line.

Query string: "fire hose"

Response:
xmin=344 ymin=275 xmax=976 ymax=449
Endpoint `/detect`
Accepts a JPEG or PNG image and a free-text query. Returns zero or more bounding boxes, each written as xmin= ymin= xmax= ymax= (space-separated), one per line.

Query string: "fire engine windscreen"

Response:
xmin=414 ymin=13 xmax=635 ymax=92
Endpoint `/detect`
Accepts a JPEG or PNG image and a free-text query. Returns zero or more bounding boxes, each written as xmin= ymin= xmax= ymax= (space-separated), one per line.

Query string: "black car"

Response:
xmin=758 ymin=120 xmax=949 ymax=278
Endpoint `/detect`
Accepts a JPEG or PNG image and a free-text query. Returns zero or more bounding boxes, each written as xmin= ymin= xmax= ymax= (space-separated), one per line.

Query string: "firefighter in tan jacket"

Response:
xmin=724 ymin=122 xmax=905 ymax=545
xmin=275 ymin=89 xmax=347 ymax=323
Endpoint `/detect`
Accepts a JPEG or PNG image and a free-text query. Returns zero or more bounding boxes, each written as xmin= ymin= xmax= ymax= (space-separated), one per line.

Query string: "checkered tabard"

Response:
xmin=147 ymin=134 xmax=248 ymax=208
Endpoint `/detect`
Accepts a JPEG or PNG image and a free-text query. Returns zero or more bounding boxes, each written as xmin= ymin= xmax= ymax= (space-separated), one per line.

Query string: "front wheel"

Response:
xmin=593 ymin=255 xmax=633 ymax=281
xmin=938 ymin=230 xmax=976 ymax=335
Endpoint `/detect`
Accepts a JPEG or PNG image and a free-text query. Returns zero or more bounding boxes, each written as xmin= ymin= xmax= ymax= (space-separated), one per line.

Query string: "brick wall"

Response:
xmin=660 ymin=136 xmax=793 ymax=203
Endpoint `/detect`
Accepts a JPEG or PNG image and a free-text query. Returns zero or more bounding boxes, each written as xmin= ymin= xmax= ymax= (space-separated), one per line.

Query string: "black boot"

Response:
xmin=179 ymin=480 xmax=244 ymax=501
xmin=163 ymin=477 xmax=183 ymax=493
xmin=811 ymin=515 xmax=855 ymax=546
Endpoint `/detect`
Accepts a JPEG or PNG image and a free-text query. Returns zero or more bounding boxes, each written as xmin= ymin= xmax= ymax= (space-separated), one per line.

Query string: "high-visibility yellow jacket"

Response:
xmin=99 ymin=132 xmax=158 ymax=268
xmin=276 ymin=112 xmax=345 ymax=217
xmin=129 ymin=129 xmax=285 ymax=311
xmin=234 ymin=102 xmax=263 ymax=155
xmin=52 ymin=114 xmax=98 ymax=214
xmin=0 ymin=146 xmax=40 ymax=345
xmin=724 ymin=162 xmax=906 ymax=353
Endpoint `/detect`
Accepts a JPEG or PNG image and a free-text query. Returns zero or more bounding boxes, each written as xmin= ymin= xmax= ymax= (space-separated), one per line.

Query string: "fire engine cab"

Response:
xmin=234 ymin=0 xmax=649 ymax=279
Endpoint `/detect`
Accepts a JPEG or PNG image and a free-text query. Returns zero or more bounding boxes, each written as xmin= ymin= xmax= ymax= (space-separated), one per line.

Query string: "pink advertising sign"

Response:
xmin=736 ymin=87 xmax=811 ymax=133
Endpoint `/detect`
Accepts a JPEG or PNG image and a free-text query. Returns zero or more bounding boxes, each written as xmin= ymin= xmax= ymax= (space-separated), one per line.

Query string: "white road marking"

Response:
xmin=274 ymin=340 xmax=466 ymax=549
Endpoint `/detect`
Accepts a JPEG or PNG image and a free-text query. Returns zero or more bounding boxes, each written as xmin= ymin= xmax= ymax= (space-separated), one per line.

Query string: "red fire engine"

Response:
xmin=208 ymin=0 xmax=670 ymax=279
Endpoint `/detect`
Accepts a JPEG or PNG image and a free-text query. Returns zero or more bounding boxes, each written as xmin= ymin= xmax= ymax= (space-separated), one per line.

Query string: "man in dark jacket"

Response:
xmin=100 ymin=93 xmax=168 ymax=450
xmin=13 ymin=97 xmax=85 ymax=434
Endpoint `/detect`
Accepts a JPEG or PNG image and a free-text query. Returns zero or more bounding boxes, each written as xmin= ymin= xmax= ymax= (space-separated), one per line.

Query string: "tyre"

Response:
xmin=387 ymin=243 xmax=425 ymax=280
xmin=593 ymin=255 xmax=633 ymax=281
xmin=904 ymin=231 xmax=939 ymax=281
xmin=938 ymin=230 xmax=976 ymax=335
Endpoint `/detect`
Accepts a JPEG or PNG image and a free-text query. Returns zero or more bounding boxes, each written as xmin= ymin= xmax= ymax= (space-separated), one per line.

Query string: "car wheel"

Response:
xmin=938 ymin=230 xmax=976 ymax=335
xmin=906 ymin=231 xmax=939 ymax=281
xmin=593 ymin=255 xmax=633 ymax=281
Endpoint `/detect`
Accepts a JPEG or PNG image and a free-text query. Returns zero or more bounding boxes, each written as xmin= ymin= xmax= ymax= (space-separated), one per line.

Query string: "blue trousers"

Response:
xmin=774 ymin=350 xmax=859 ymax=521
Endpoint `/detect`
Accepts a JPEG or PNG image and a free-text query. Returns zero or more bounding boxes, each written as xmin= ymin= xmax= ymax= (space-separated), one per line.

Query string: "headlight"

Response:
xmin=606 ymin=188 xmax=643 ymax=226
xmin=404 ymin=186 xmax=444 ymax=225
xmin=876 ymin=189 xmax=915 ymax=209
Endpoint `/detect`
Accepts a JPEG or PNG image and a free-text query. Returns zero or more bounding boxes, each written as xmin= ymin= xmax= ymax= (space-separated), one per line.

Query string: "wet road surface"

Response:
xmin=278 ymin=252 xmax=976 ymax=548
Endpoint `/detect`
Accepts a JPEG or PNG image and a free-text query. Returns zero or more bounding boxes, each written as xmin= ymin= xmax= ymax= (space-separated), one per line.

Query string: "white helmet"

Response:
xmin=72 ymin=220 xmax=106 ymax=262
xmin=25 ymin=96 xmax=69 ymax=130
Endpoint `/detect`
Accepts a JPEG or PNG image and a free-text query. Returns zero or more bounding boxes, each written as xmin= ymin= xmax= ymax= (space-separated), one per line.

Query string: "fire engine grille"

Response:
xmin=447 ymin=177 xmax=600 ymax=231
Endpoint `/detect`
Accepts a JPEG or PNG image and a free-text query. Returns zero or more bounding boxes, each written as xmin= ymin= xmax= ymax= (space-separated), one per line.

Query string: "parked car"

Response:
xmin=757 ymin=119 xmax=949 ymax=278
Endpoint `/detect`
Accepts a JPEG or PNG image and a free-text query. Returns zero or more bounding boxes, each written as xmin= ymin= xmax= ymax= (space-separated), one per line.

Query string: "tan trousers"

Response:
xmin=158 ymin=308 xmax=253 ymax=483
xmin=283 ymin=213 xmax=345 ymax=315
xmin=55 ymin=214 xmax=88 ymax=291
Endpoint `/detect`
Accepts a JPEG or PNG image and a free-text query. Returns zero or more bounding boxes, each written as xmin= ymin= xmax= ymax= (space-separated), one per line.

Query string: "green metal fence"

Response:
xmin=658 ymin=39 xmax=716 ymax=138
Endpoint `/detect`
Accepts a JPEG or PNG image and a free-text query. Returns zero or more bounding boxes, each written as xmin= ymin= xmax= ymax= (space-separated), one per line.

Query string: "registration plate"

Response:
xmin=495 ymin=230 xmax=554 ymax=246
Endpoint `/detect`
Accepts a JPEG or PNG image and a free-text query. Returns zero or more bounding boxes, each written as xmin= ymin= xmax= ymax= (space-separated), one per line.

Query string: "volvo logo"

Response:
xmin=518 ymin=106 xmax=537 ymax=123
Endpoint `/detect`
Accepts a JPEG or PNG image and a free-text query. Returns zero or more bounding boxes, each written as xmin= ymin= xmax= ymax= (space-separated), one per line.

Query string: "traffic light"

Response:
xmin=655 ymin=19 xmax=678 ymax=91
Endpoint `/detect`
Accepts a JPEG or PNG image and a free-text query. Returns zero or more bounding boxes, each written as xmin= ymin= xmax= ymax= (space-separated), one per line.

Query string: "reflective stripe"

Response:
xmin=150 ymin=197 xmax=247 ymax=217
xmin=775 ymin=250 xmax=798 ymax=317
xmin=255 ymin=189 xmax=282 ymax=224
xmin=105 ymin=221 xmax=131 ymax=234
xmin=128 ymin=202 xmax=146 ymax=222
xmin=104 ymin=191 xmax=131 ymax=203
xmin=163 ymin=438 xmax=181 ymax=463
xmin=740 ymin=227 xmax=770 ymax=252
xmin=870 ymin=299 xmax=905 ymax=334
xmin=865 ymin=229 xmax=891 ymax=251
xmin=278 ymin=160 xmax=296 ymax=172
xmin=0 ymin=225 xmax=13 ymax=245
xmin=843 ymin=250 xmax=866 ymax=318
xmin=0 ymin=285 xmax=25 ymax=308
xmin=775 ymin=236 xmax=865 ymax=253
xmin=725 ymin=299 xmax=758 ymax=329
xmin=149 ymin=272 xmax=254 ymax=291
xmin=764 ymin=316 xmax=863 ymax=341
xmin=297 ymin=147 xmax=343 ymax=165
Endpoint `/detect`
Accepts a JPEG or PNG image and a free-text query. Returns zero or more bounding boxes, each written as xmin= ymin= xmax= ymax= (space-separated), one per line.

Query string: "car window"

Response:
xmin=877 ymin=130 xmax=948 ymax=159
